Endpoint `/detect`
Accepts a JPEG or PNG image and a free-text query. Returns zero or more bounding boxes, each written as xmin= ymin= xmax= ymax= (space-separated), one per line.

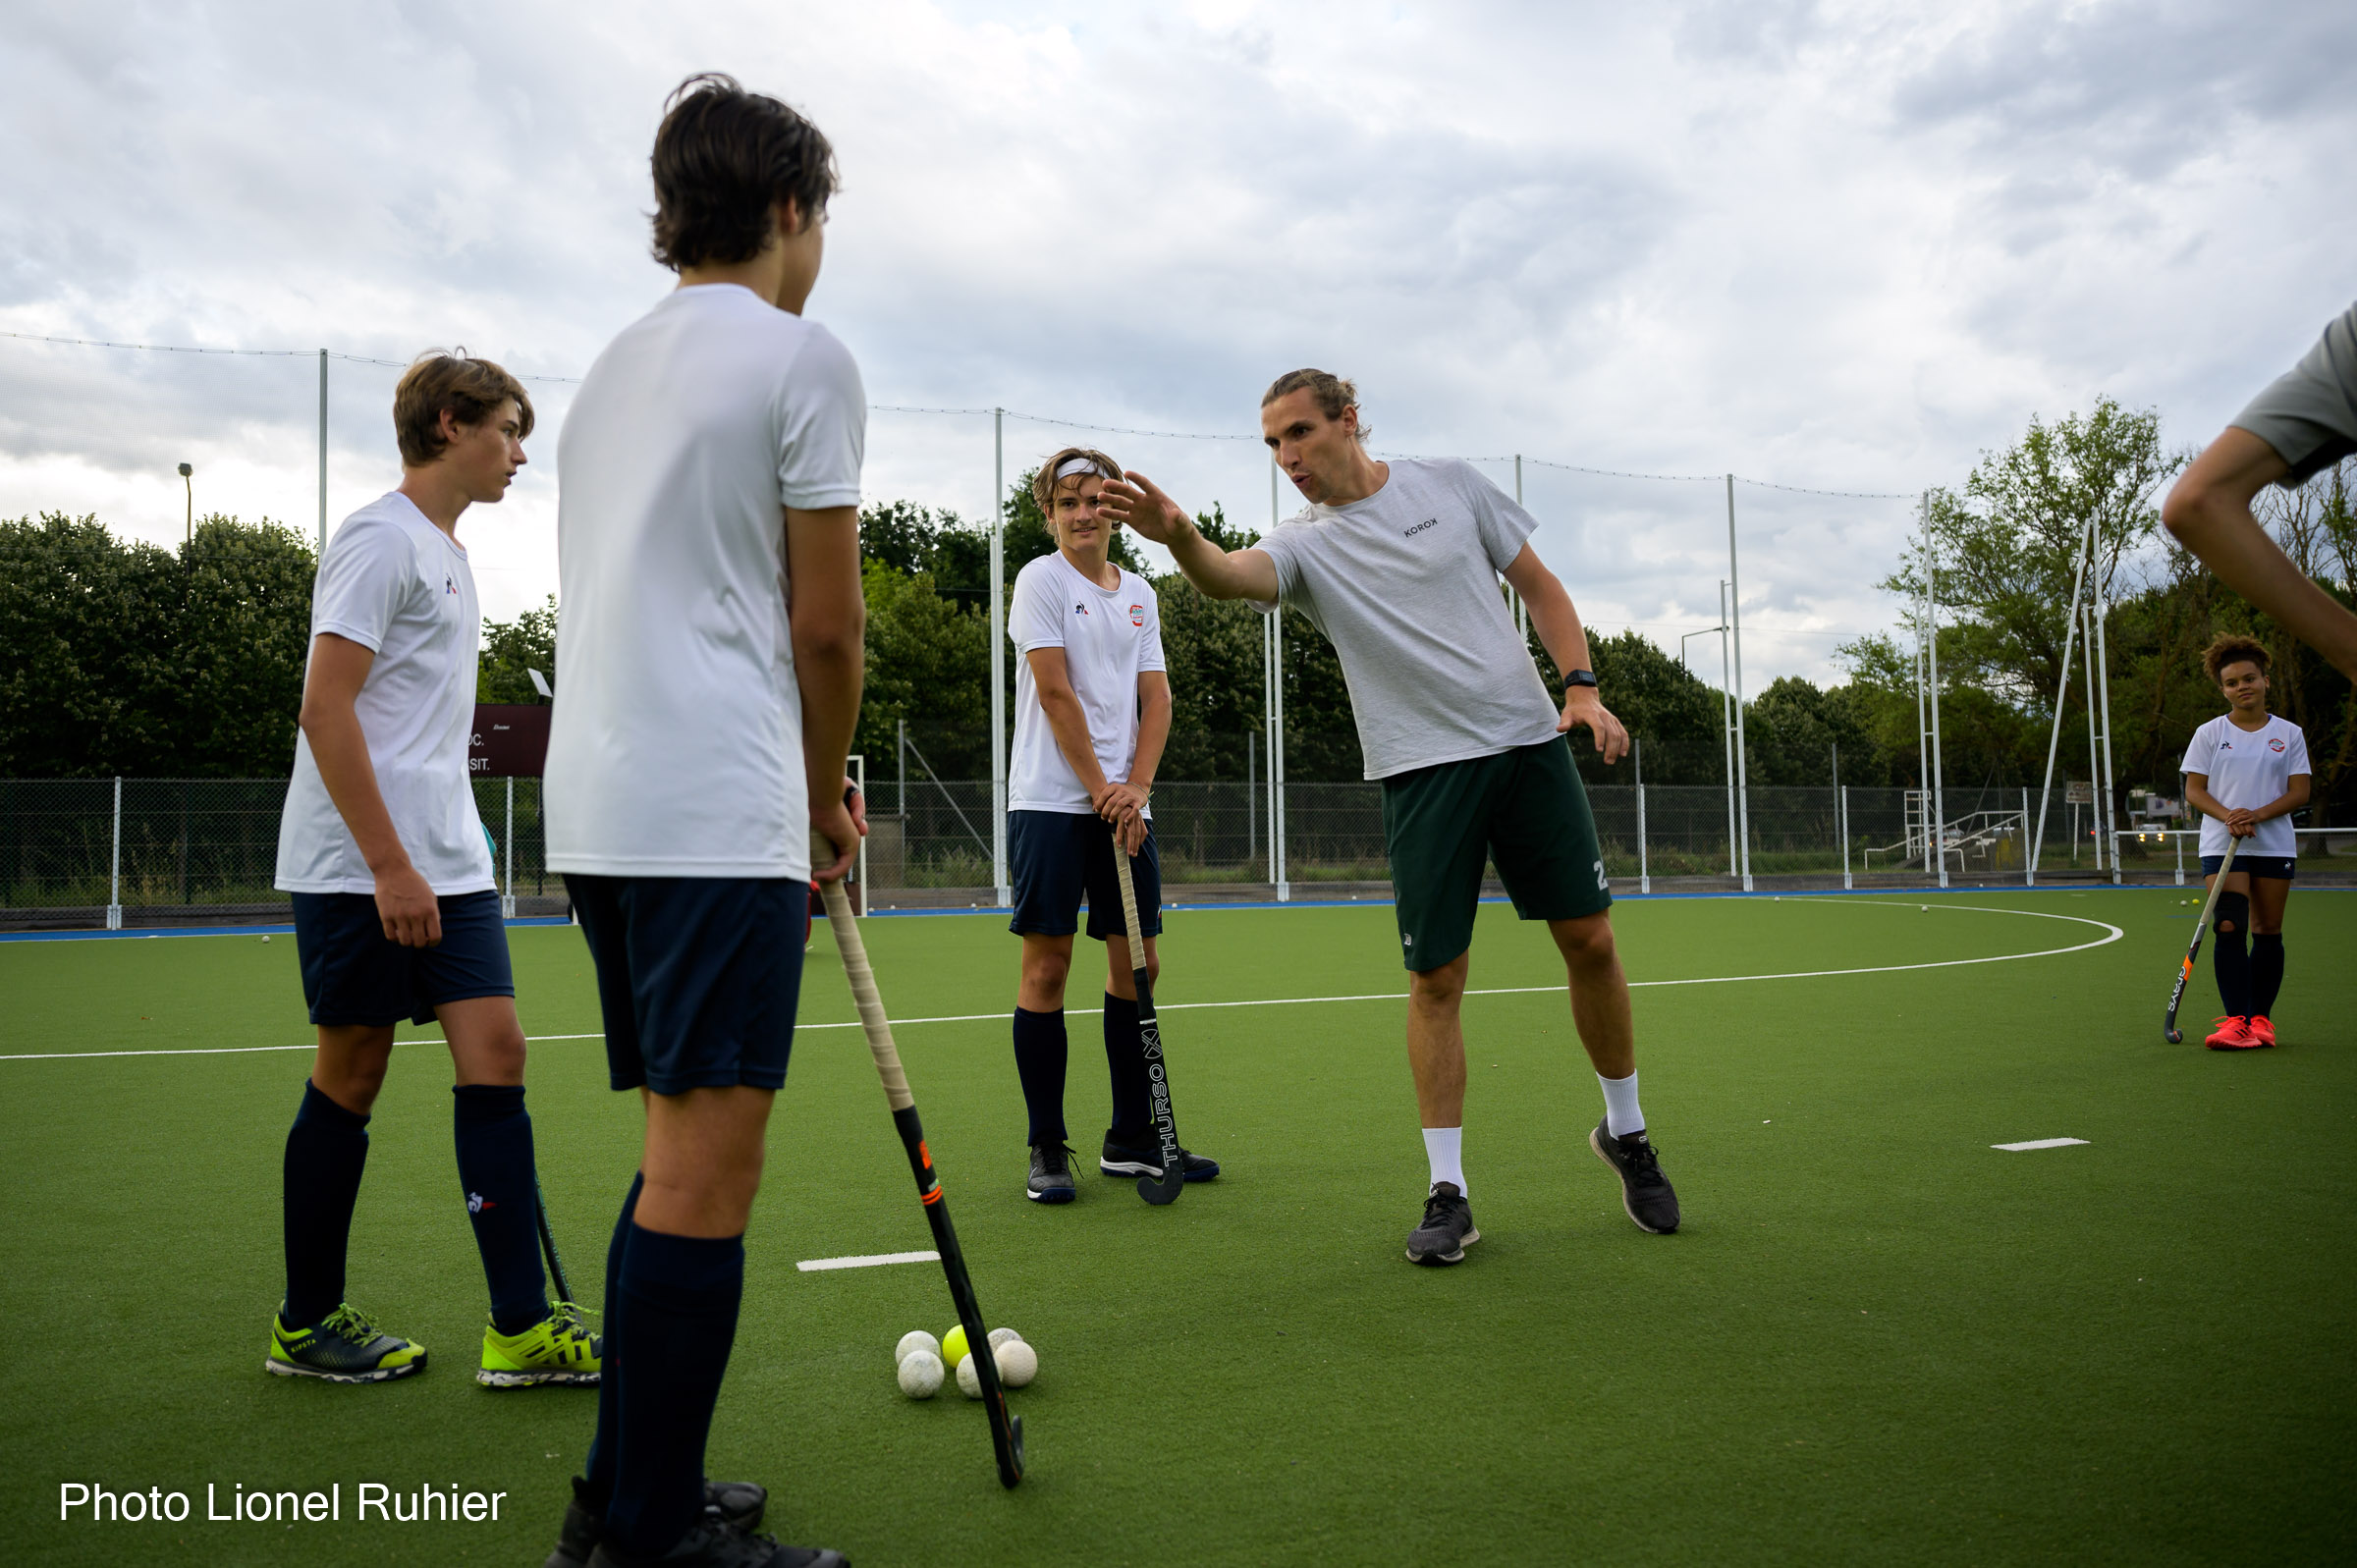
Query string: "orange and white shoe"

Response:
xmin=2248 ymin=1014 xmax=2276 ymax=1048
xmin=2205 ymin=1016 xmax=2264 ymax=1051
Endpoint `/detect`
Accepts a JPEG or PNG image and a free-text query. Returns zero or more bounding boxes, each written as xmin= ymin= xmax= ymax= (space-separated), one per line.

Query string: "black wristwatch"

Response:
xmin=1564 ymin=669 xmax=1599 ymax=689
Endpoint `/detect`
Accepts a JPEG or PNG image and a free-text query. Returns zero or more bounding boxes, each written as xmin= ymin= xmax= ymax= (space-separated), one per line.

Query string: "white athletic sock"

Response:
xmin=1422 ymin=1126 xmax=1465 ymax=1196
xmin=1598 ymin=1071 xmax=1644 ymax=1138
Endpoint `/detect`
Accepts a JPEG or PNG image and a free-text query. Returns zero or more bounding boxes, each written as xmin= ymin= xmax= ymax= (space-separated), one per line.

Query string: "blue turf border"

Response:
xmin=0 ymin=916 xmax=574 ymax=945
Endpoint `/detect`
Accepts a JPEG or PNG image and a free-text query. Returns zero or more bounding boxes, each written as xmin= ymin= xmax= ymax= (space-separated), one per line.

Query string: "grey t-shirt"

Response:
xmin=1255 ymin=457 xmax=1561 ymax=780
xmin=2231 ymin=299 xmax=2357 ymax=486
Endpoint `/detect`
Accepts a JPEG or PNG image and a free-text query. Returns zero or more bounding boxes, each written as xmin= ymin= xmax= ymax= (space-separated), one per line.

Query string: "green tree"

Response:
xmin=179 ymin=514 xmax=317 ymax=774
xmin=478 ymin=596 xmax=558 ymax=705
xmin=0 ymin=513 xmax=183 ymax=776
xmin=857 ymin=558 xmax=992 ymax=778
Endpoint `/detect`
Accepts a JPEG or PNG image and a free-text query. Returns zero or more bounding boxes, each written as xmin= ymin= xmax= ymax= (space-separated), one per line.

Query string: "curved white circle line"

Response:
xmin=0 ymin=898 xmax=2126 ymax=1061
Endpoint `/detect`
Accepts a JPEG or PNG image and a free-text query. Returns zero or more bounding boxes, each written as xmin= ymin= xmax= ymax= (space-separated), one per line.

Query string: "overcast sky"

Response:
xmin=4 ymin=0 xmax=2353 ymax=691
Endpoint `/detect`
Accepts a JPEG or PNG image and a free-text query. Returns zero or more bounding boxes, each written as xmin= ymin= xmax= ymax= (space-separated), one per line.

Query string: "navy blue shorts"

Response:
xmin=565 ymin=875 xmax=808 ymax=1096
xmin=1008 ymin=810 xmax=1161 ymax=942
xmin=292 ymin=890 xmax=514 ymax=1028
xmin=2202 ymin=854 xmax=2296 ymax=881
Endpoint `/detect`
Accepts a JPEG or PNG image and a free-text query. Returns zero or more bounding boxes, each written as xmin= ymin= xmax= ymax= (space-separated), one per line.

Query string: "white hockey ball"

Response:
xmin=956 ymin=1353 xmax=982 ymax=1399
xmin=895 ymin=1329 xmax=940 ymax=1368
xmin=996 ymin=1339 xmax=1038 ymax=1388
xmin=988 ymin=1327 xmax=1023 ymax=1350
xmin=898 ymin=1349 xmax=944 ymax=1399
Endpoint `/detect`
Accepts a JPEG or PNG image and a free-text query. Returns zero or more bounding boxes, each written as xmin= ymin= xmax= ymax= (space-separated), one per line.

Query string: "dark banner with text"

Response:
xmin=469 ymin=705 xmax=550 ymax=778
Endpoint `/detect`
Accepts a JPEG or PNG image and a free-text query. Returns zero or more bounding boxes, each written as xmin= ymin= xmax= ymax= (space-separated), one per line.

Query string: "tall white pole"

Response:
xmin=1513 ymin=455 xmax=1528 ymax=640
xmin=503 ymin=775 xmax=516 ymax=918
xmin=2093 ymin=579 xmax=2121 ymax=886
xmin=1726 ymin=476 xmax=1752 ymax=892
xmin=1635 ymin=736 xmax=1649 ymax=894
xmin=2021 ymin=785 xmax=2033 ymax=888
xmin=108 ymin=775 xmax=123 ymax=931
xmin=1270 ymin=459 xmax=1288 ymax=901
xmin=1914 ymin=563 xmax=1931 ymax=874
xmin=1925 ymin=499 xmax=1947 ymax=890
xmin=2029 ymin=517 xmax=2094 ymax=885
xmin=316 ymin=350 xmax=328 ymax=555
xmin=1718 ymin=579 xmax=1736 ymax=879
xmin=1840 ymin=784 xmax=1852 ymax=892
xmin=2081 ymin=600 xmax=2105 ymax=874
xmin=990 ymin=408 xmax=1009 ymax=906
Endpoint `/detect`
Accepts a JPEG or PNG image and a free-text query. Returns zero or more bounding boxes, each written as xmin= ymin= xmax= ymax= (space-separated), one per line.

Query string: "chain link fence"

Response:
xmin=9 ymin=767 xmax=2348 ymax=929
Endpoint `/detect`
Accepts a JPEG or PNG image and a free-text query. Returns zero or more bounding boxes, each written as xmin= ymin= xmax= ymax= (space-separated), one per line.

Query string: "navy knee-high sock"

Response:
xmin=1102 ymin=995 xmax=1151 ymax=1145
xmin=601 ymin=1226 xmax=745 ymax=1558
xmin=2213 ymin=918 xmax=2252 ymax=1019
xmin=1013 ymin=1007 xmax=1069 ymax=1146
xmin=582 ymin=1171 xmax=642 ymax=1508
xmin=283 ymin=1081 xmax=369 ymax=1327
xmin=453 ymin=1084 xmax=549 ymax=1334
xmin=2250 ymin=935 xmax=2285 ymax=1019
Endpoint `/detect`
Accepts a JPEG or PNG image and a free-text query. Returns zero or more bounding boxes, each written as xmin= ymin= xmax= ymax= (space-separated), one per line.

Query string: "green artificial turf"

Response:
xmin=1 ymin=889 xmax=2352 ymax=1565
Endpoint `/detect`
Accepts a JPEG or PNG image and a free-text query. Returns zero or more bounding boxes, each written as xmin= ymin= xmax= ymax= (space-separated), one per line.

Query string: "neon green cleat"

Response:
xmin=477 ymin=1302 xmax=601 ymax=1387
xmin=266 ymin=1302 xmax=427 ymax=1383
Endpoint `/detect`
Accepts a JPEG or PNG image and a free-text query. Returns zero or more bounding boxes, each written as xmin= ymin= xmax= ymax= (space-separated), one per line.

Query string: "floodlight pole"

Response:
xmin=107 ymin=776 xmax=123 ymax=931
xmin=2093 ymin=583 xmax=2121 ymax=886
xmin=1717 ymin=579 xmax=1736 ymax=879
xmin=990 ymin=408 xmax=1009 ymax=907
xmin=1925 ymin=498 xmax=1948 ymax=890
xmin=1512 ymin=455 xmax=1527 ymax=640
xmin=503 ymin=776 xmax=516 ymax=919
xmin=2081 ymin=599 xmax=2105 ymax=875
xmin=1726 ymin=476 xmax=1752 ymax=892
xmin=2029 ymin=514 xmax=2096 ymax=886
xmin=317 ymin=350 xmax=328 ymax=555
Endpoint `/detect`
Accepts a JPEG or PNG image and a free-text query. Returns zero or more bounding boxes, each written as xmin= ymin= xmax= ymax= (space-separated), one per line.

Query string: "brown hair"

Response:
xmin=650 ymin=73 xmax=839 ymax=271
xmin=1260 ymin=368 xmax=1368 ymax=441
xmin=2203 ymin=633 xmax=2271 ymax=684
xmin=393 ymin=351 xmax=533 ymax=467
xmin=1029 ymin=447 xmax=1123 ymax=516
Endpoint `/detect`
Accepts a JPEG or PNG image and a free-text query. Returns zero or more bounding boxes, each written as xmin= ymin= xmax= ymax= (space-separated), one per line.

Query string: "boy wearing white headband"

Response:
xmin=1004 ymin=446 xmax=1219 ymax=1203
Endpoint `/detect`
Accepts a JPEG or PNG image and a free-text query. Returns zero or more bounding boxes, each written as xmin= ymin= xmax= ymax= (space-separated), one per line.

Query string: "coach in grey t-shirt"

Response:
xmin=1106 ymin=369 xmax=1682 ymax=1268
xmin=2166 ymin=299 xmax=2357 ymax=681
xmin=1255 ymin=456 xmax=1562 ymax=779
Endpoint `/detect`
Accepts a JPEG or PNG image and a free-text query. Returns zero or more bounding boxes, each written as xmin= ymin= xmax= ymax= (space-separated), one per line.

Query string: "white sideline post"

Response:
xmin=1726 ymin=477 xmax=1752 ymax=892
xmin=1718 ymin=580 xmax=1736 ymax=879
xmin=2080 ymin=597 xmax=2105 ymax=875
xmin=990 ymin=408 xmax=1009 ymax=908
xmin=2174 ymin=830 xmax=2184 ymax=887
xmin=502 ymin=776 xmax=516 ymax=919
xmin=2093 ymin=591 xmax=2120 ymax=887
xmin=1840 ymin=784 xmax=1852 ymax=891
xmin=2021 ymin=787 xmax=2032 ymax=888
xmin=1925 ymin=500 xmax=1948 ymax=891
xmin=107 ymin=776 xmax=123 ymax=930
xmin=852 ymin=753 xmax=868 ymax=917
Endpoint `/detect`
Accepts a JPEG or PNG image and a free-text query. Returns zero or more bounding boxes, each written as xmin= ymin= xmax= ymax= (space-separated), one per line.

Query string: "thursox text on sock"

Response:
xmin=59 ymin=1482 xmax=507 ymax=1524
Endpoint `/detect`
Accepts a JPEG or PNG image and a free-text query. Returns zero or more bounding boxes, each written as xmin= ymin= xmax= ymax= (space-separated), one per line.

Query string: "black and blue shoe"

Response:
xmin=1099 ymin=1136 xmax=1219 ymax=1182
xmin=1026 ymin=1143 xmax=1077 ymax=1204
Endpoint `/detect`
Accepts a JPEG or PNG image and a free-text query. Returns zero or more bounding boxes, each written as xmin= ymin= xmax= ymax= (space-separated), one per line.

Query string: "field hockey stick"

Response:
xmin=2164 ymin=834 xmax=2239 ymax=1044
xmin=1111 ymin=821 xmax=1184 ymax=1206
xmin=532 ymin=1179 xmax=576 ymax=1308
xmin=817 ymin=862 xmax=1024 ymax=1489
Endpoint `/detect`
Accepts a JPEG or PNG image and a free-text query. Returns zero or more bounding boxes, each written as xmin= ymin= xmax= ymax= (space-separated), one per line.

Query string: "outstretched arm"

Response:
xmin=2164 ymin=428 xmax=2357 ymax=682
xmin=1502 ymin=544 xmax=1628 ymax=766
xmin=1098 ymin=472 xmax=1280 ymax=602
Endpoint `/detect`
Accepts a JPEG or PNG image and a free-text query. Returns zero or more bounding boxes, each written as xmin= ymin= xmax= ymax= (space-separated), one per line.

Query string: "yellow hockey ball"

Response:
xmin=942 ymin=1325 xmax=968 ymax=1371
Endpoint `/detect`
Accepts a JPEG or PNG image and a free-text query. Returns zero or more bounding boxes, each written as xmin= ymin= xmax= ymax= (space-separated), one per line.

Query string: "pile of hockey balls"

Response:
xmin=895 ymin=1325 xmax=1038 ymax=1400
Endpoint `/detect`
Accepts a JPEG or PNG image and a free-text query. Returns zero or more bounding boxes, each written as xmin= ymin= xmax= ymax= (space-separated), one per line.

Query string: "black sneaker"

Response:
xmin=1590 ymin=1118 xmax=1679 ymax=1234
xmin=1405 ymin=1182 xmax=1479 ymax=1265
xmin=545 ymin=1477 xmax=771 ymax=1567
xmin=1027 ymin=1143 xmax=1076 ymax=1204
xmin=1099 ymin=1136 xmax=1220 ymax=1182
xmin=584 ymin=1516 xmax=845 ymax=1568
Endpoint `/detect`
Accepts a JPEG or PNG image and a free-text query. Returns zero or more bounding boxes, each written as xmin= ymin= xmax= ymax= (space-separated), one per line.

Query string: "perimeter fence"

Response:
xmin=16 ymin=770 xmax=2345 ymax=930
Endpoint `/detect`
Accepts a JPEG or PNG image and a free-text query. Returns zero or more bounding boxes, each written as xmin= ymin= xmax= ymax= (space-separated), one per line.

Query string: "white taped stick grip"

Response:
xmin=820 ymin=874 xmax=914 ymax=1111
xmin=1112 ymin=828 xmax=1145 ymax=950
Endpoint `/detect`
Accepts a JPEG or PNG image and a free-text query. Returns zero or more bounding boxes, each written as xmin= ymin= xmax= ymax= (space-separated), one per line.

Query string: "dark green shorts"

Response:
xmin=1381 ymin=737 xmax=1610 ymax=971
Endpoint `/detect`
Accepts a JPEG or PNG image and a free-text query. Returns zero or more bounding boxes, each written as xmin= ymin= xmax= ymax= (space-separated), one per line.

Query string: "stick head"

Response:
xmin=2165 ymin=1027 xmax=2183 ymax=1045
xmin=1137 ymin=1170 xmax=1183 ymax=1206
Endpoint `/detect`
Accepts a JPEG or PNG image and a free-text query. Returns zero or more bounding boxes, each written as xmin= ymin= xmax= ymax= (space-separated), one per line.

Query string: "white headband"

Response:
xmin=1054 ymin=456 xmax=1104 ymax=481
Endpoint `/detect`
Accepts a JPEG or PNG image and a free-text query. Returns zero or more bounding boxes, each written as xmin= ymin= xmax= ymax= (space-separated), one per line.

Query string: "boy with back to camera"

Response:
xmin=540 ymin=74 xmax=861 ymax=1568
xmin=268 ymin=352 xmax=599 ymax=1389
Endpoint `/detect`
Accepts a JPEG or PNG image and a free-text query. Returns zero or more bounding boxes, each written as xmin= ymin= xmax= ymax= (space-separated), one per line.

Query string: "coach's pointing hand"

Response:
xmin=1560 ymin=688 xmax=1629 ymax=765
xmin=1097 ymin=472 xmax=1188 ymax=547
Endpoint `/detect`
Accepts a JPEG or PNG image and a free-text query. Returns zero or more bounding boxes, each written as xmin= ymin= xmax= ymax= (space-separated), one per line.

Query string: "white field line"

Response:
xmin=795 ymin=1250 xmax=940 ymax=1272
xmin=1993 ymin=1138 xmax=2091 ymax=1152
xmin=0 ymin=903 xmax=2122 ymax=1062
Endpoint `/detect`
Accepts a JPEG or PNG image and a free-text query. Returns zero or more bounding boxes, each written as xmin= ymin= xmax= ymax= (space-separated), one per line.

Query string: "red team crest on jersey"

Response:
xmin=1129 ymin=603 xmax=1145 ymax=626
xmin=2270 ymin=736 xmax=2286 ymax=752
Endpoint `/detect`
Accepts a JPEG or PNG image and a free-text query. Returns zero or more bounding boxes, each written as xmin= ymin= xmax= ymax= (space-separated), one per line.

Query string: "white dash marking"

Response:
xmin=1992 ymin=1138 xmax=2091 ymax=1152
xmin=795 ymin=1250 xmax=940 ymax=1272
